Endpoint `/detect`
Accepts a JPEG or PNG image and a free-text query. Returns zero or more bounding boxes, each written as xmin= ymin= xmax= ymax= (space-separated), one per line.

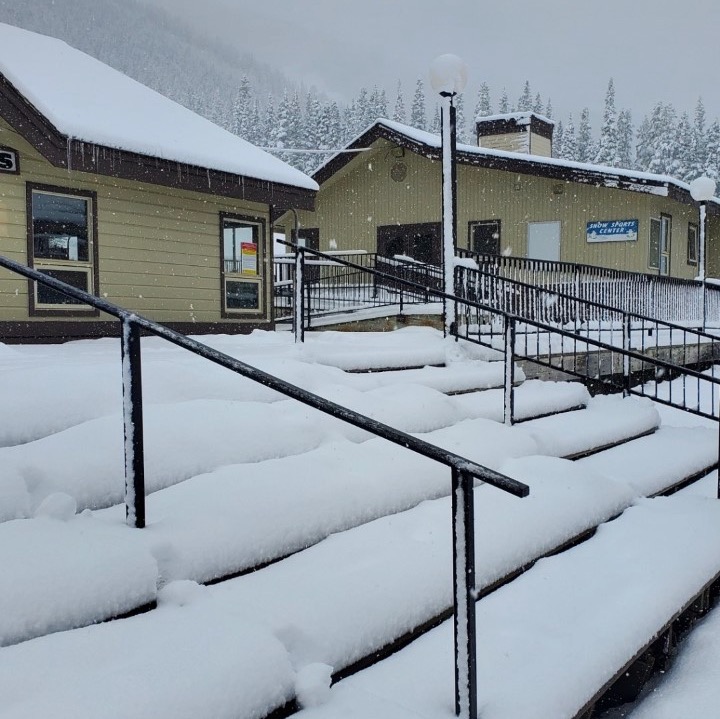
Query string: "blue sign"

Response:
xmin=586 ymin=219 xmax=638 ymax=243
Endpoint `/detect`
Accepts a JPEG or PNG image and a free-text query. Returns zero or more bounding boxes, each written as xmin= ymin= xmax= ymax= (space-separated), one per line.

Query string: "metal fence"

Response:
xmin=457 ymin=248 xmax=720 ymax=328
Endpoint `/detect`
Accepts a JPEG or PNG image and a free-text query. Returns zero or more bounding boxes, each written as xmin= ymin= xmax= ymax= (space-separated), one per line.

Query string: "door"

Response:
xmin=659 ymin=215 xmax=671 ymax=276
xmin=527 ymin=221 xmax=561 ymax=261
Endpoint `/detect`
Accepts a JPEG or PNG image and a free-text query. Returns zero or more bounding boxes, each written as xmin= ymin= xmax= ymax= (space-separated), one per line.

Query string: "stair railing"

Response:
xmin=282 ymin=244 xmax=720 ymax=502
xmin=0 ymin=253 xmax=529 ymax=719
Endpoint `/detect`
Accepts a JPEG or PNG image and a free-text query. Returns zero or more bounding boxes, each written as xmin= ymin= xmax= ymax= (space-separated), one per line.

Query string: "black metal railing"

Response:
xmin=273 ymin=244 xmax=442 ymax=325
xmin=0 ymin=253 xmax=529 ymax=719
xmin=283 ymin=244 xmax=720 ymax=438
xmin=457 ymin=248 xmax=720 ymax=328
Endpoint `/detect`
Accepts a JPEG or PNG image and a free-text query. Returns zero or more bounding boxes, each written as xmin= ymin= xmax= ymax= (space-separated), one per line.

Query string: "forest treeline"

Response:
xmin=1 ymin=0 xmax=717 ymax=181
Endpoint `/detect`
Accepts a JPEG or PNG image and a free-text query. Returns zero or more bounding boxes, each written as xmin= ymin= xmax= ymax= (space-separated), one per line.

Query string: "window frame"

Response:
xmin=220 ymin=212 xmax=266 ymax=318
xmin=26 ymin=183 xmax=99 ymax=317
xmin=687 ymin=221 xmax=699 ymax=266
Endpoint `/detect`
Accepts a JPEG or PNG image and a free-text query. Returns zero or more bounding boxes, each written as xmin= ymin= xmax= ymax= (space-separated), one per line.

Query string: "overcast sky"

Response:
xmin=146 ymin=0 xmax=720 ymax=124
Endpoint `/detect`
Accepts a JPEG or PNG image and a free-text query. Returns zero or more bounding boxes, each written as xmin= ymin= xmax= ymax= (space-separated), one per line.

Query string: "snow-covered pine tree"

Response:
xmin=562 ymin=114 xmax=578 ymax=161
xmin=616 ymin=109 xmax=633 ymax=169
xmin=411 ymin=79 xmax=427 ymax=130
xmin=704 ymin=120 xmax=720 ymax=180
xmin=269 ymin=90 xmax=293 ymax=163
xmin=670 ymin=112 xmax=695 ymax=181
xmin=545 ymin=98 xmax=553 ymax=119
xmin=429 ymin=104 xmax=441 ymax=135
xmin=594 ymin=79 xmax=620 ymax=166
xmin=248 ymin=99 xmax=263 ymax=146
xmin=342 ymin=100 xmax=358 ymax=142
xmin=498 ymin=89 xmax=509 ymax=113
xmin=553 ymin=120 xmax=564 ymax=158
xmin=532 ymin=92 xmax=544 ymax=115
xmin=639 ymin=103 xmax=677 ymax=176
xmin=691 ymin=97 xmax=708 ymax=180
xmin=455 ymin=93 xmax=467 ymax=143
xmin=475 ymin=82 xmax=492 ymax=118
xmin=231 ymin=75 xmax=253 ymax=139
xmin=355 ymin=87 xmax=370 ymax=133
xmin=302 ymin=91 xmax=323 ymax=173
xmin=517 ymin=81 xmax=532 ymax=112
xmin=577 ymin=108 xmax=594 ymax=163
xmin=368 ymin=86 xmax=387 ymax=124
xmin=392 ymin=81 xmax=407 ymax=124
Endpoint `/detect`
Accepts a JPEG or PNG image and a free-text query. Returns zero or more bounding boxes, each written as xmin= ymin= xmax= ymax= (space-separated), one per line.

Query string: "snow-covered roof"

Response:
xmin=475 ymin=111 xmax=555 ymax=126
xmin=0 ymin=23 xmax=317 ymax=192
xmin=315 ymin=118 xmax=718 ymax=207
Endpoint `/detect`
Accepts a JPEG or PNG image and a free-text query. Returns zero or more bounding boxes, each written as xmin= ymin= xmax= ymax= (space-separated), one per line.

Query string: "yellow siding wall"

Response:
xmin=0 ymin=117 xmax=272 ymax=326
xmin=293 ymin=139 xmax=705 ymax=281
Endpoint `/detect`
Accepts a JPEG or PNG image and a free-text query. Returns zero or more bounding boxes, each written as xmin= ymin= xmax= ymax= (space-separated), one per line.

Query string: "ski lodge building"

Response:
xmin=283 ymin=113 xmax=719 ymax=280
xmin=0 ymin=22 xmax=316 ymax=342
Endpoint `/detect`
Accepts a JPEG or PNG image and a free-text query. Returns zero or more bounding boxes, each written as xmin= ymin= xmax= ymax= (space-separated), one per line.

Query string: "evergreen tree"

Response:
xmin=670 ymin=112 xmax=695 ymax=181
xmin=498 ymin=89 xmax=509 ymax=113
xmin=532 ymin=92 xmax=544 ymax=115
xmin=545 ymin=98 xmax=553 ymax=119
xmin=302 ymin=91 xmax=323 ymax=173
xmin=455 ymin=93 xmax=467 ymax=143
xmin=368 ymin=86 xmax=387 ymax=122
xmin=553 ymin=119 xmax=564 ymax=158
xmin=637 ymin=103 xmax=677 ymax=176
xmin=691 ymin=97 xmax=708 ymax=179
xmin=392 ymin=81 xmax=407 ymax=124
xmin=594 ymin=79 xmax=620 ymax=166
xmin=429 ymin=104 xmax=441 ymax=134
xmin=562 ymin=114 xmax=578 ymax=161
xmin=616 ymin=109 xmax=634 ymax=168
xmin=577 ymin=108 xmax=594 ymax=163
xmin=517 ymin=80 xmax=532 ymax=112
xmin=231 ymin=75 xmax=253 ymax=139
xmin=411 ymin=79 xmax=427 ymax=130
xmin=248 ymin=99 xmax=263 ymax=146
xmin=704 ymin=120 xmax=720 ymax=180
xmin=475 ymin=82 xmax=492 ymax=118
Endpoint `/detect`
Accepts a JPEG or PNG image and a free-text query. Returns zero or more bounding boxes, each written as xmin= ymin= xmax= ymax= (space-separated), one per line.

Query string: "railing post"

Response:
xmin=504 ymin=316 xmax=516 ymax=426
xmin=294 ymin=247 xmax=305 ymax=343
xmin=121 ymin=319 xmax=145 ymax=529
xmin=622 ymin=312 xmax=631 ymax=397
xmin=452 ymin=468 xmax=477 ymax=719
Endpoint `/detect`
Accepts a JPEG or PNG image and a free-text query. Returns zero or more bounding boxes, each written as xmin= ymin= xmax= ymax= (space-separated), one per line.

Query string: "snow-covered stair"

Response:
xmin=294 ymin=496 xmax=720 ymax=719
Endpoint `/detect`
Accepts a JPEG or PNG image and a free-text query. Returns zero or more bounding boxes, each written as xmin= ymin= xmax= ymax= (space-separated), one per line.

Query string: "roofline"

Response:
xmin=313 ymin=120 xmax=717 ymax=216
xmin=0 ymin=73 xmax=315 ymax=211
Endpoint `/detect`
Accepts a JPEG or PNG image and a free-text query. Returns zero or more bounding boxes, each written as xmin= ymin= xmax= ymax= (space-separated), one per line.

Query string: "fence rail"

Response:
xmin=457 ymin=248 xmax=720 ymax=328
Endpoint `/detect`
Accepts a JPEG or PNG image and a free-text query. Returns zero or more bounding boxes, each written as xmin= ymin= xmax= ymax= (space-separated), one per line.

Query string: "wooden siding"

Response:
xmin=290 ymin=139 xmax=706 ymax=281
xmin=0 ymin=117 xmax=272 ymax=328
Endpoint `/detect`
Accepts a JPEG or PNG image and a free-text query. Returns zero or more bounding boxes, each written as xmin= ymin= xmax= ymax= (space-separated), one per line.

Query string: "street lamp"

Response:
xmin=689 ymin=176 xmax=716 ymax=330
xmin=430 ymin=54 xmax=467 ymax=338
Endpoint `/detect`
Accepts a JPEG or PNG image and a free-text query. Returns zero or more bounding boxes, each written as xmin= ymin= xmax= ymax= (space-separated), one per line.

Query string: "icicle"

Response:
xmin=207 ymin=168 xmax=211 ymax=189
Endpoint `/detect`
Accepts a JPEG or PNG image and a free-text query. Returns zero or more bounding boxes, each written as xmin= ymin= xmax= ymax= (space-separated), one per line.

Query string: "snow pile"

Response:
xmin=0 ymin=512 xmax=157 ymax=646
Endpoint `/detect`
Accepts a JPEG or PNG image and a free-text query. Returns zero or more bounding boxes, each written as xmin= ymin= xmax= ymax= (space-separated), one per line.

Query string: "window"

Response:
xmin=221 ymin=214 xmax=264 ymax=315
xmin=649 ymin=215 xmax=672 ymax=275
xmin=28 ymin=185 xmax=97 ymax=313
xmin=469 ymin=220 xmax=501 ymax=255
xmin=687 ymin=222 xmax=699 ymax=266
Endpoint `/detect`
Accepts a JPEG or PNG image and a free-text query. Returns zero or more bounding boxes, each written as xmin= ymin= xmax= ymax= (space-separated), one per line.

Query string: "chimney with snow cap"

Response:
xmin=475 ymin=112 xmax=554 ymax=157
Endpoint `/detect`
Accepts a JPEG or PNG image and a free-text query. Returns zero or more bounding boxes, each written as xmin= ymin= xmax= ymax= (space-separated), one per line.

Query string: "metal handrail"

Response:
xmin=0 ymin=252 xmax=530 ymax=719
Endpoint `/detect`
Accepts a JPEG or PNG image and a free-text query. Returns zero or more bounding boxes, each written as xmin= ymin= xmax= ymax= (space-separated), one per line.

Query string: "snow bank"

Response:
xmin=0 ymin=513 xmax=157 ymax=646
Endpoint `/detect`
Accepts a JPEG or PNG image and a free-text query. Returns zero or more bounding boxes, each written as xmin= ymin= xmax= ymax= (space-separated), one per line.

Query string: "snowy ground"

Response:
xmin=1 ymin=327 xmax=719 ymax=719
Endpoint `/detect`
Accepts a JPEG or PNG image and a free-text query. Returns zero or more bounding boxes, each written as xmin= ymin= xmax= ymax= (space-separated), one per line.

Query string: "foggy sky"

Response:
xmin=144 ymin=0 xmax=720 ymax=124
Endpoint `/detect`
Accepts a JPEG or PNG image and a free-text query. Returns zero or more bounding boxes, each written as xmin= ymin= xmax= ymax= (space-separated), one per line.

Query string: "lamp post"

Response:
xmin=430 ymin=54 xmax=467 ymax=338
xmin=689 ymin=176 xmax=716 ymax=331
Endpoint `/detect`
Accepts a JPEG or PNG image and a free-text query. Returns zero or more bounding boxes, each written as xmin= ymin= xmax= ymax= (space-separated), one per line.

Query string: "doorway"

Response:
xmin=377 ymin=222 xmax=442 ymax=265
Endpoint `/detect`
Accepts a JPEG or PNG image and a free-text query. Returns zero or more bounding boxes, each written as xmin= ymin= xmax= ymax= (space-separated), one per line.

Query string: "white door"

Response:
xmin=527 ymin=221 xmax=561 ymax=261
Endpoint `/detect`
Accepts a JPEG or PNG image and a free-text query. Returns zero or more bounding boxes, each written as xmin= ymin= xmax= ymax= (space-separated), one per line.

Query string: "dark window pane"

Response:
xmin=472 ymin=221 xmax=501 ymax=254
xmin=649 ymin=219 xmax=660 ymax=270
xmin=226 ymin=280 xmax=260 ymax=310
xmin=36 ymin=269 xmax=89 ymax=305
xmin=32 ymin=192 xmax=89 ymax=262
